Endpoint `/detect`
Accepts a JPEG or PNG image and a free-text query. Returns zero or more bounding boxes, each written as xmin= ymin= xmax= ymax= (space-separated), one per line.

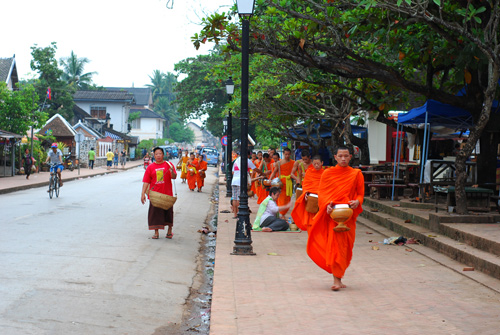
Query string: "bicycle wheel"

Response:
xmin=49 ymin=175 xmax=54 ymax=199
xmin=55 ymin=176 xmax=60 ymax=197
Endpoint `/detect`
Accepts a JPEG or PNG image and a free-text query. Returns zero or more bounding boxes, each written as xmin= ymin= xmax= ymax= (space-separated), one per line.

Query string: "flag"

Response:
xmin=47 ymin=87 xmax=51 ymax=100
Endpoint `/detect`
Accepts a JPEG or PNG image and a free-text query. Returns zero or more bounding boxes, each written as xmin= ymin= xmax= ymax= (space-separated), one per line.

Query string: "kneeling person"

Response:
xmin=254 ymin=187 xmax=292 ymax=232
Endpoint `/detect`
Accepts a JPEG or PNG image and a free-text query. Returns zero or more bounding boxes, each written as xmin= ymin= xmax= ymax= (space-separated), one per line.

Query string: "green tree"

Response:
xmin=170 ymin=122 xmax=195 ymax=143
xmin=0 ymin=82 xmax=47 ymax=135
xmin=30 ymin=42 xmax=75 ymax=120
xmin=60 ymin=51 xmax=97 ymax=89
xmin=194 ymin=0 xmax=500 ymax=214
xmin=155 ymin=96 xmax=179 ymax=138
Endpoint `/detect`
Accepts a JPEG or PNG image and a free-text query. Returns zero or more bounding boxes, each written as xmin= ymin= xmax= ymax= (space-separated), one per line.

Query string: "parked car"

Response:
xmin=158 ymin=146 xmax=177 ymax=160
xmin=200 ymin=147 xmax=219 ymax=167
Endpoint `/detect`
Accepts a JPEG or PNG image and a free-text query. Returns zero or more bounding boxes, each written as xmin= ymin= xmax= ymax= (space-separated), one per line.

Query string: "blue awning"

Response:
xmin=398 ymin=99 xmax=473 ymax=129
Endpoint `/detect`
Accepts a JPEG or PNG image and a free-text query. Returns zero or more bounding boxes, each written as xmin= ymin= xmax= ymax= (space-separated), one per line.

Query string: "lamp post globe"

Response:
xmin=232 ymin=1 xmax=256 ymax=256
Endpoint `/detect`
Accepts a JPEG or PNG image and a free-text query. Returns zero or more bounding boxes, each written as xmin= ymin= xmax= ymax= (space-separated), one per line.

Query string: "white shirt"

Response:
xmin=47 ymin=149 xmax=63 ymax=164
xmin=231 ymin=157 xmax=256 ymax=186
xmin=260 ymin=197 xmax=279 ymax=224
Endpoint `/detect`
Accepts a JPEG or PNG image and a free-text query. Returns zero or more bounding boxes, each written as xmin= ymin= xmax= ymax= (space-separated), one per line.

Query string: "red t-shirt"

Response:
xmin=143 ymin=161 xmax=174 ymax=196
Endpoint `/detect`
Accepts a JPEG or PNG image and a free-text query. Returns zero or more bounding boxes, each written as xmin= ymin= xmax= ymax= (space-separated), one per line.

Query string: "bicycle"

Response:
xmin=48 ymin=163 xmax=61 ymax=199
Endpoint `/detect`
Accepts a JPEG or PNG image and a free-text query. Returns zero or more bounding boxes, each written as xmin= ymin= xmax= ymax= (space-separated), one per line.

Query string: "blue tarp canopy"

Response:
xmin=289 ymin=123 xmax=367 ymax=140
xmin=398 ymin=99 xmax=473 ymax=129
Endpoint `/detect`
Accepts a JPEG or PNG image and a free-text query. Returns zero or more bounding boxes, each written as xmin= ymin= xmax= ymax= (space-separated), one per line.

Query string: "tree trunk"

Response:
xmin=454 ymin=63 xmax=499 ymax=214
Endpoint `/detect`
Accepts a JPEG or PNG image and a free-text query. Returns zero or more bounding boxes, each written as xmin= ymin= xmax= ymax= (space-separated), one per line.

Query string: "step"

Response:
xmin=357 ymin=214 xmax=500 ymax=279
xmin=363 ymin=198 xmax=431 ymax=229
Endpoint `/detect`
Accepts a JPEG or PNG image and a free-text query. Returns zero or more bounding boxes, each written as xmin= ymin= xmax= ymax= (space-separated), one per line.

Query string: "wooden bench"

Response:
xmin=434 ymin=186 xmax=494 ymax=213
xmin=368 ymin=183 xmax=407 ymax=200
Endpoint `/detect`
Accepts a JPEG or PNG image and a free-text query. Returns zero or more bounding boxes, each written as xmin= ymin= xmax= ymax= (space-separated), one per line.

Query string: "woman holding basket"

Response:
xmin=141 ymin=147 xmax=177 ymax=239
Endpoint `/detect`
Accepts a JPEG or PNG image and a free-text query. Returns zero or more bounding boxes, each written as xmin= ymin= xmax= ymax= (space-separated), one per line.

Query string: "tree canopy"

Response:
xmin=192 ymin=0 xmax=500 ymax=213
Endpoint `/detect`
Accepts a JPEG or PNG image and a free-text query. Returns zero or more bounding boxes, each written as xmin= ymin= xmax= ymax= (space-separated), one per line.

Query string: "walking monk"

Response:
xmin=307 ymin=146 xmax=364 ymax=291
xmin=186 ymin=152 xmax=198 ymax=192
xmin=180 ymin=150 xmax=189 ymax=183
xmin=269 ymin=147 xmax=295 ymax=218
xmin=291 ymin=155 xmax=324 ymax=233
xmin=196 ymin=154 xmax=208 ymax=192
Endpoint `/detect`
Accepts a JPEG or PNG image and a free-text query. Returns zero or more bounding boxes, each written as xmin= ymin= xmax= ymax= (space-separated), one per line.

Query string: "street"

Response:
xmin=0 ymin=162 xmax=218 ymax=334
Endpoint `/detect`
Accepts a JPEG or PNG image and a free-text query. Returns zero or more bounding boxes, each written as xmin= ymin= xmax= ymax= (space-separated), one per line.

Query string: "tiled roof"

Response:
xmin=74 ymin=90 xmax=135 ymax=103
xmin=39 ymin=114 xmax=77 ymax=137
xmin=105 ymin=87 xmax=152 ymax=106
xmin=0 ymin=56 xmax=16 ymax=84
xmin=130 ymin=108 xmax=166 ymax=119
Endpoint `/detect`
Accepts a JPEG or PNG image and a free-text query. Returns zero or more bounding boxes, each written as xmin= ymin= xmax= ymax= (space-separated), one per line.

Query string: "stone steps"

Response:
xmin=360 ymin=198 xmax=500 ymax=279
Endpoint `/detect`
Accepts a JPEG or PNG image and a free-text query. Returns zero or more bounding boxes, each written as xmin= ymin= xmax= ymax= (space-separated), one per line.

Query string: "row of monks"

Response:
xmin=177 ymin=151 xmax=208 ymax=192
xmin=246 ymin=146 xmax=365 ymax=291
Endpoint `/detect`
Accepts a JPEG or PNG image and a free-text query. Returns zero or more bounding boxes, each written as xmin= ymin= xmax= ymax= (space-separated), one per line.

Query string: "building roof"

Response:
xmin=102 ymin=126 xmax=132 ymax=141
xmin=0 ymin=129 xmax=23 ymax=139
xmin=105 ymin=87 xmax=152 ymax=106
xmin=130 ymin=108 xmax=166 ymax=120
xmin=73 ymin=120 xmax=103 ymax=138
xmin=39 ymin=114 xmax=77 ymax=137
xmin=0 ymin=55 xmax=18 ymax=85
xmin=74 ymin=90 xmax=135 ymax=103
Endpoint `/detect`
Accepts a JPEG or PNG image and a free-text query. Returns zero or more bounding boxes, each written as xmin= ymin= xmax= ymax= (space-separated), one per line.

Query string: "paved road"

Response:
xmin=0 ymin=162 xmax=217 ymax=335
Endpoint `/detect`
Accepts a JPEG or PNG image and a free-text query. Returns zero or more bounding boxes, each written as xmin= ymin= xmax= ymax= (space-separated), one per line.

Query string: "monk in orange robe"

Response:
xmin=196 ymin=154 xmax=208 ymax=192
xmin=291 ymin=156 xmax=324 ymax=233
xmin=250 ymin=152 xmax=260 ymax=197
xmin=307 ymin=146 xmax=364 ymax=291
xmin=180 ymin=150 xmax=189 ymax=183
xmin=269 ymin=148 xmax=295 ymax=217
xmin=256 ymin=153 xmax=273 ymax=204
xmin=186 ymin=152 xmax=199 ymax=191
xmin=291 ymin=149 xmax=312 ymax=187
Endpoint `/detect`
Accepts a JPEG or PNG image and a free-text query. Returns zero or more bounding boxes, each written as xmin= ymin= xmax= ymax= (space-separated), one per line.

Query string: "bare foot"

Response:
xmin=331 ymin=277 xmax=346 ymax=291
xmin=262 ymin=227 xmax=273 ymax=232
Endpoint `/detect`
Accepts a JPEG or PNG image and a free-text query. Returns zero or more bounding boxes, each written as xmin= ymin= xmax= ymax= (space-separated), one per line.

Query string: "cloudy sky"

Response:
xmin=1 ymin=0 xmax=228 ymax=87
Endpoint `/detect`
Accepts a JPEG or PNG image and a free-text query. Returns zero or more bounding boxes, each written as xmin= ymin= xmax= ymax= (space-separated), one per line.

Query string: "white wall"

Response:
xmin=367 ymin=118 xmax=387 ymax=164
xmin=129 ymin=118 xmax=163 ymax=141
xmin=74 ymin=101 xmax=129 ymax=133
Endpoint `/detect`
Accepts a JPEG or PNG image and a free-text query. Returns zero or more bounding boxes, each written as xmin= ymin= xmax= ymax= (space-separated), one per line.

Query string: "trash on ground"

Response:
xmin=370 ymin=208 xmax=379 ymax=212
xmin=366 ymin=231 xmax=373 ymax=234
xmin=384 ymin=236 xmax=407 ymax=245
xmin=463 ymin=267 xmax=475 ymax=271
xmin=404 ymin=219 xmax=412 ymax=223
xmin=372 ymin=246 xmax=379 ymax=250
xmin=220 ymin=210 xmax=231 ymax=213
xmin=428 ymin=234 xmax=438 ymax=238
xmin=405 ymin=248 xmax=413 ymax=252
xmin=406 ymin=237 xmax=420 ymax=244
xmin=267 ymin=252 xmax=279 ymax=256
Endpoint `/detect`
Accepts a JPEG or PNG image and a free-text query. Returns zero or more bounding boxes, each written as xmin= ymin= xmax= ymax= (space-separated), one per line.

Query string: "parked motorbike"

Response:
xmin=65 ymin=155 xmax=75 ymax=171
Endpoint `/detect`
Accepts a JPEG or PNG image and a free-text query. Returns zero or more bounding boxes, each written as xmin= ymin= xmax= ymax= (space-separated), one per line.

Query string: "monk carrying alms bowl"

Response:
xmin=329 ymin=204 xmax=353 ymax=232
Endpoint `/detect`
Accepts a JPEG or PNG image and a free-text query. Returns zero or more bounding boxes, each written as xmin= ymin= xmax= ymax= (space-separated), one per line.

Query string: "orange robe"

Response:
xmin=276 ymin=160 xmax=295 ymax=215
xmin=256 ymin=160 xmax=272 ymax=204
xmin=307 ymin=165 xmax=364 ymax=279
xmin=291 ymin=165 xmax=324 ymax=232
xmin=180 ymin=156 xmax=189 ymax=179
xmin=187 ymin=159 xmax=199 ymax=190
xmin=250 ymin=159 xmax=260 ymax=196
xmin=197 ymin=160 xmax=208 ymax=188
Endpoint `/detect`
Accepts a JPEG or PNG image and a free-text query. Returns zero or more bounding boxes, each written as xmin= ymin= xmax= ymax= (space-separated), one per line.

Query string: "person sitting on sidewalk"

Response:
xmin=252 ymin=187 xmax=292 ymax=232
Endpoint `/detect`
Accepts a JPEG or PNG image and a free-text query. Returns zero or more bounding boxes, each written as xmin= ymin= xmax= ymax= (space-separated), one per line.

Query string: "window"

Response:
xmin=91 ymin=106 xmax=107 ymax=119
xmin=131 ymin=118 xmax=141 ymax=129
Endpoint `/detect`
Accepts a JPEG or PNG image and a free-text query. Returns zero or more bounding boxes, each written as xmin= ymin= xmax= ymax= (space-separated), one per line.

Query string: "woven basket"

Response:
xmin=199 ymin=170 xmax=206 ymax=178
xmin=248 ymin=190 xmax=255 ymax=197
xmin=149 ymin=190 xmax=177 ymax=210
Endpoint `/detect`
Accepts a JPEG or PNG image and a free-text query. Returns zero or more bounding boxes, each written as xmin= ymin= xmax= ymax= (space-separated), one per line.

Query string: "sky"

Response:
xmin=1 ymin=0 xmax=229 ymax=87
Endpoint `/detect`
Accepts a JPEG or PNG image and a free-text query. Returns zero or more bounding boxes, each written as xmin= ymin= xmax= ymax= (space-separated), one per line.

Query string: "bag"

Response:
xmin=305 ymin=193 xmax=319 ymax=213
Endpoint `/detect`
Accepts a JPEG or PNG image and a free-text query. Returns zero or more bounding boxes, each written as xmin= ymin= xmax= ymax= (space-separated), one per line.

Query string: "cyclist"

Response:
xmin=45 ymin=143 xmax=64 ymax=187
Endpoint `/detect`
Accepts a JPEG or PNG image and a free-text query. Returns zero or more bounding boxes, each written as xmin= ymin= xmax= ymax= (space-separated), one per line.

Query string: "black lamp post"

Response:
xmin=225 ymin=77 xmax=234 ymax=198
xmin=232 ymin=0 xmax=255 ymax=256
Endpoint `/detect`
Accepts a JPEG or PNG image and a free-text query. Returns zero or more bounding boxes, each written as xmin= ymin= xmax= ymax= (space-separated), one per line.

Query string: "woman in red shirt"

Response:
xmin=141 ymin=147 xmax=177 ymax=239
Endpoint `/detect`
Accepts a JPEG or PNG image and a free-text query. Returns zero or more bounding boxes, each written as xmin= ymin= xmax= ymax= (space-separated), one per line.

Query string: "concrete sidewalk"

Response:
xmin=0 ymin=159 xmax=147 ymax=194
xmin=211 ymin=177 xmax=500 ymax=335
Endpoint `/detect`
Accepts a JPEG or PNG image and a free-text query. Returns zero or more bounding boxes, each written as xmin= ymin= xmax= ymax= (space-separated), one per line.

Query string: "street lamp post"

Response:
xmin=232 ymin=0 xmax=256 ymax=256
xmin=225 ymin=78 xmax=234 ymax=198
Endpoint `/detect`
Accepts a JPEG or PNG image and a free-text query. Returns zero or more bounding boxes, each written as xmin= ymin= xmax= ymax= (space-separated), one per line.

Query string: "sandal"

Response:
xmin=152 ymin=234 xmax=159 ymax=239
xmin=166 ymin=233 xmax=174 ymax=239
